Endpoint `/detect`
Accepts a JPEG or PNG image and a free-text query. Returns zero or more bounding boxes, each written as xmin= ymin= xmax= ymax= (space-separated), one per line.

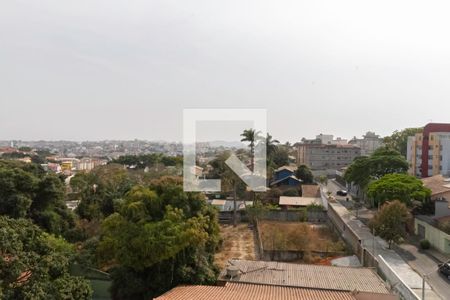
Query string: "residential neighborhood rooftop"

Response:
xmin=154 ymin=282 xmax=395 ymax=300
xmin=421 ymin=174 xmax=450 ymax=196
xmin=279 ymin=196 xmax=322 ymax=207
xmin=270 ymin=175 xmax=302 ymax=186
xmin=275 ymin=165 xmax=297 ymax=173
xmin=219 ymin=260 xmax=389 ymax=294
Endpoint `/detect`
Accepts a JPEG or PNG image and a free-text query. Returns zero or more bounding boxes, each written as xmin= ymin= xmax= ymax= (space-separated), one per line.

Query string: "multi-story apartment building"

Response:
xmin=296 ymin=143 xmax=361 ymax=170
xmin=304 ymin=134 xmax=348 ymax=146
xmin=348 ymin=131 xmax=383 ymax=156
xmin=407 ymin=123 xmax=450 ymax=178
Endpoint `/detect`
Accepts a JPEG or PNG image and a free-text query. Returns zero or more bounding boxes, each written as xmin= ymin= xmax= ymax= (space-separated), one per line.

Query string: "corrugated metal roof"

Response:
xmin=275 ymin=166 xmax=296 ymax=173
xmin=219 ymin=260 xmax=389 ymax=294
xmin=270 ymin=175 xmax=302 ymax=186
xmin=279 ymin=196 xmax=321 ymax=206
xmin=155 ymin=282 xmax=358 ymax=300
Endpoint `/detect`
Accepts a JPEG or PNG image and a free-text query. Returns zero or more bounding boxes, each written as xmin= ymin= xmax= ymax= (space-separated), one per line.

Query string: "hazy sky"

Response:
xmin=1 ymin=1 xmax=450 ymax=142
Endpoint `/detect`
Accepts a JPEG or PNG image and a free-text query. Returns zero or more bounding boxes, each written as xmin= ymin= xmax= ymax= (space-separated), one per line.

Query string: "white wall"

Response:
xmin=440 ymin=138 xmax=450 ymax=176
xmin=415 ymin=218 xmax=450 ymax=254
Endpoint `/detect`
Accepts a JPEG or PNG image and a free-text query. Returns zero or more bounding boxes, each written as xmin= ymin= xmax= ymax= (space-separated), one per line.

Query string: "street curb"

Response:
xmin=425 ymin=250 xmax=448 ymax=264
xmin=331 ymin=179 xmax=347 ymax=190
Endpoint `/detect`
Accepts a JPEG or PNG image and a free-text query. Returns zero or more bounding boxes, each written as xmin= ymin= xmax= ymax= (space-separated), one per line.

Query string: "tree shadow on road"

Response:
xmin=394 ymin=245 xmax=417 ymax=262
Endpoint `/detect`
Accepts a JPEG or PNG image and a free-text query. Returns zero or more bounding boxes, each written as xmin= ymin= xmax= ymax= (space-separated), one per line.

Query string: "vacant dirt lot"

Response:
xmin=258 ymin=220 xmax=344 ymax=252
xmin=214 ymin=224 xmax=257 ymax=269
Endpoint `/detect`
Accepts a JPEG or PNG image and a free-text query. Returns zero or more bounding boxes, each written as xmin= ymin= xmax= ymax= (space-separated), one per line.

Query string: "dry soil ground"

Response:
xmin=214 ymin=224 xmax=257 ymax=269
xmin=258 ymin=220 xmax=344 ymax=252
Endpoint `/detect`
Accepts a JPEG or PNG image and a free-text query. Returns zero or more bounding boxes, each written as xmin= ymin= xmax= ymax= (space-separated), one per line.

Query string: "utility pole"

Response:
xmin=422 ymin=275 xmax=426 ymax=300
xmin=372 ymin=226 xmax=376 ymax=266
xmin=423 ymin=259 xmax=450 ymax=300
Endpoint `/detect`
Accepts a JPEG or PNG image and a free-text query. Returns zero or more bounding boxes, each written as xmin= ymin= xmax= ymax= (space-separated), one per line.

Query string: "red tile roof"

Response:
xmin=220 ymin=260 xmax=389 ymax=294
xmin=155 ymin=282 xmax=359 ymax=300
xmin=421 ymin=175 xmax=450 ymax=196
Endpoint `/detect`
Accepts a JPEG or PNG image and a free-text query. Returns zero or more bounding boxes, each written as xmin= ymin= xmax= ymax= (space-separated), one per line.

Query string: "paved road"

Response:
xmin=327 ymin=180 xmax=449 ymax=299
xmin=326 ymin=180 xmax=375 ymax=223
xmin=396 ymin=243 xmax=450 ymax=300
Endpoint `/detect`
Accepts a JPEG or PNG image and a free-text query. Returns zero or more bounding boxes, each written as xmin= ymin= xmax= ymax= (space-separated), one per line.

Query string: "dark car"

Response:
xmin=438 ymin=262 xmax=450 ymax=279
xmin=336 ymin=190 xmax=348 ymax=196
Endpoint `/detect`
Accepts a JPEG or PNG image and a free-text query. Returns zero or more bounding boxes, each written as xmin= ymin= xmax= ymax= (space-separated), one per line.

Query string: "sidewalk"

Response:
xmin=395 ymin=243 xmax=448 ymax=300
xmin=407 ymin=235 xmax=450 ymax=264
xmin=425 ymin=248 xmax=450 ymax=264
xmin=330 ymin=178 xmax=346 ymax=190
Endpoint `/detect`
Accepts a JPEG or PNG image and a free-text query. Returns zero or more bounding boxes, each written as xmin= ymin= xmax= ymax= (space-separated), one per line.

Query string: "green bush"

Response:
xmin=420 ymin=239 xmax=430 ymax=250
xmin=282 ymin=189 xmax=299 ymax=197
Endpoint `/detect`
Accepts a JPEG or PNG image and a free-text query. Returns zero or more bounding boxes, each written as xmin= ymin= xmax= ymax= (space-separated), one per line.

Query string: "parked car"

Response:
xmin=438 ymin=262 xmax=450 ymax=279
xmin=336 ymin=190 xmax=348 ymax=196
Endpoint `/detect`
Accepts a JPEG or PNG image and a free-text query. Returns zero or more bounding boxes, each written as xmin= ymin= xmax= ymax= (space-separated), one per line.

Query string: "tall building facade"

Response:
xmin=348 ymin=132 xmax=383 ymax=156
xmin=302 ymin=134 xmax=348 ymax=146
xmin=407 ymin=123 xmax=450 ymax=178
xmin=296 ymin=143 xmax=361 ymax=170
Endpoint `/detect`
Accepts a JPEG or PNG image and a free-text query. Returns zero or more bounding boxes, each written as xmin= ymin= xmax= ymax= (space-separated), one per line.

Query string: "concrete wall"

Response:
xmin=326 ymin=202 xmax=361 ymax=254
xmin=323 ymin=188 xmax=434 ymax=300
xmin=414 ymin=218 xmax=450 ymax=254
xmin=261 ymin=249 xmax=345 ymax=262
xmin=434 ymin=199 xmax=450 ymax=218
xmin=378 ymin=255 xmax=420 ymax=300
xmin=260 ymin=209 xmax=327 ymax=223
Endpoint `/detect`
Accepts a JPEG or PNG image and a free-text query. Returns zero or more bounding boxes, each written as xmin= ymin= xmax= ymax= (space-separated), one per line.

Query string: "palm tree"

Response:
xmin=264 ymin=133 xmax=279 ymax=180
xmin=240 ymin=129 xmax=261 ymax=172
xmin=265 ymin=133 xmax=280 ymax=161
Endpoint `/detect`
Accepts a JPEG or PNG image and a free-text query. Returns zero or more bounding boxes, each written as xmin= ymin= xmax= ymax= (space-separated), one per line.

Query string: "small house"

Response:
xmin=270 ymin=166 xmax=301 ymax=188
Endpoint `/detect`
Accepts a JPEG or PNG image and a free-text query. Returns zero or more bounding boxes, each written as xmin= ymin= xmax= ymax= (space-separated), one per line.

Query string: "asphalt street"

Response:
xmin=326 ymin=179 xmax=450 ymax=299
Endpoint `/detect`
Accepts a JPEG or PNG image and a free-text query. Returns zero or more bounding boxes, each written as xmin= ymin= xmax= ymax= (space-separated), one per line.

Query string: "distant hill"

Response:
xmin=206 ymin=141 xmax=247 ymax=148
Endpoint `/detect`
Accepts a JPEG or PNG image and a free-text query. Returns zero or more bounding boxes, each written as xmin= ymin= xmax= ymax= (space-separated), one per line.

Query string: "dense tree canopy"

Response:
xmin=208 ymin=152 xmax=246 ymax=196
xmin=0 ymin=216 xmax=92 ymax=300
xmin=344 ymin=147 xmax=409 ymax=189
xmin=367 ymin=173 xmax=431 ymax=206
xmin=97 ymin=177 xmax=220 ymax=299
xmin=296 ymin=165 xmax=314 ymax=184
xmin=111 ymin=154 xmax=182 ymax=169
xmin=272 ymin=145 xmax=290 ymax=170
xmin=0 ymin=157 xmax=223 ymax=300
xmin=0 ymin=160 xmax=74 ymax=235
xmin=370 ymin=200 xmax=411 ymax=248
xmin=383 ymin=127 xmax=423 ymax=156
xmin=71 ymin=164 xmax=133 ymax=220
